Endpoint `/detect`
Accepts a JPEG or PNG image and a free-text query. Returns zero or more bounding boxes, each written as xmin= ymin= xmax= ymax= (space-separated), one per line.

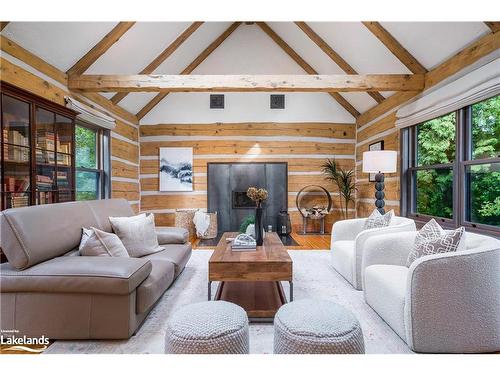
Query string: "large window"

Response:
xmin=75 ymin=123 xmax=110 ymax=200
xmin=402 ymin=95 xmax=499 ymax=235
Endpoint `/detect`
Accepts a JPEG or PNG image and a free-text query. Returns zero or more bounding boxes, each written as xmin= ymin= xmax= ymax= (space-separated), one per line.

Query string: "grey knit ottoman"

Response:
xmin=165 ymin=301 xmax=249 ymax=354
xmin=274 ymin=299 xmax=365 ymax=354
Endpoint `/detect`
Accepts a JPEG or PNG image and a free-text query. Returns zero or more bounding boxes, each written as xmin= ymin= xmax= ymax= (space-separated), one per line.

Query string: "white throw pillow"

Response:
xmin=79 ymin=227 xmax=129 ymax=257
xmin=109 ymin=213 xmax=163 ymax=257
xmin=362 ymin=209 xmax=394 ymax=230
xmin=406 ymin=219 xmax=465 ymax=267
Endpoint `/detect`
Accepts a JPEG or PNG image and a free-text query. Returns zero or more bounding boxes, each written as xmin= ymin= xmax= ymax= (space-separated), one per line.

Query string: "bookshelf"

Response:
xmin=1 ymin=82 xmax=77 ymax=211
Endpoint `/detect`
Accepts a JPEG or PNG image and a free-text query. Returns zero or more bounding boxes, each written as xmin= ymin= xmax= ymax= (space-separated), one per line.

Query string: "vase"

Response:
xmin=254 ymin=207 xmax=264 ymax=246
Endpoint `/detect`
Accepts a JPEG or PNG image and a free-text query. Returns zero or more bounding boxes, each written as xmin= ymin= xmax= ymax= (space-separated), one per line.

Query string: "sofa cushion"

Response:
xmin=0 ymin=256 xmax=151 ymax=295
xmin=156 ymin=227 xmax=189 ymax=245
xmin=136 ymin=259 xmax=175 ymax=314
xmin=141 ymin=243 xmax=192 ymax=277
xmin=0 ymin=201 xmax=97 ymax=270
xmin=331 ymin=240 xmax=355 ymax=284
xmin=80 ymin=227 xmax=130 ymax=258
xmin=109 ymin=213 xmax=163 ymax=257
xmin=364 ymin=265 xmax=408 ymax=340
xmin=0 ymin=199 xmax=135 ymax=270
xmin=86 ymin=198 xmax=134 ymax=233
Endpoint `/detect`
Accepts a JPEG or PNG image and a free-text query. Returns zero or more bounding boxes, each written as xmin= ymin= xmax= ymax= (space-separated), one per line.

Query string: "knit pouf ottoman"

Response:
xmin=274 ymin=299 xmax=365 ymax=354
xmin=165 ymin=301 xmax=249 ymax=354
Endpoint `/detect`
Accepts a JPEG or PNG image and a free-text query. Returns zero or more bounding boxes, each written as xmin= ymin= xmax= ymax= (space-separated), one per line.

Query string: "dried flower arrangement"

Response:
xmin=246 ymin=187 xmax=268 ymax=208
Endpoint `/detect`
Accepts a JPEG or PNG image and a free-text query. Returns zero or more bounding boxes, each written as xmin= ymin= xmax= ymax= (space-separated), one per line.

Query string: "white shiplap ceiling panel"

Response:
xmin=193 ymin=24 xmax=304 ymax=74
xmin=306 ymin=22 xmax=412 ymax=75
xmin=118 ymin=92 xmax=158 ymax=114
xmin=152 ymin=22 xmax=233 ymax=74
xmin=380 ymin=22 xmax=490 ymax=70
xmin=3 ymin=22 xmax=117 ymax=72
xmin=86 ymin=22 xmax=191 ymax=74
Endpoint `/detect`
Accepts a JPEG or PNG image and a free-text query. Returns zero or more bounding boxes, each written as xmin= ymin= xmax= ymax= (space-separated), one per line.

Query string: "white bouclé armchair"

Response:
xmin=362 ymin=231 xmax=500 ymax=353
xmin=330 ymin=216 xmax=416 ymax=290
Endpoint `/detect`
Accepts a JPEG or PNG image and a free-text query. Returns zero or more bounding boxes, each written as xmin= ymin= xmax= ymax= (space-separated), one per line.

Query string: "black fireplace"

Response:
xmin=207 ymin=162 xmax=288 ymax=233
xmin=232 ymin=191 xmax=256 ymax=209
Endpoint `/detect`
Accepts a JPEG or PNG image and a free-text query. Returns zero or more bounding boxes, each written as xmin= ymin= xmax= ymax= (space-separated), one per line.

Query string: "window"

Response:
xmin=402 ymin=95 xmax=499 ymax=235
xmin=75 ymin=123 xmax=110 ymax=200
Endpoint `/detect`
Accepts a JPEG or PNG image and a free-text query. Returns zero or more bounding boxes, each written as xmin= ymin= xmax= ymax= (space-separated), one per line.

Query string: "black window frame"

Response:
xmin=401 ymin=95 xmax=500 ymax=237
xmin=75 ymin=121 xmax=111 ymax=201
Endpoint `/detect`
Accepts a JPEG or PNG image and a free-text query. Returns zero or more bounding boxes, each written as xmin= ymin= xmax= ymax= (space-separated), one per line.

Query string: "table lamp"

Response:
xmin=362 ymin=150 xmax=397 ymax=214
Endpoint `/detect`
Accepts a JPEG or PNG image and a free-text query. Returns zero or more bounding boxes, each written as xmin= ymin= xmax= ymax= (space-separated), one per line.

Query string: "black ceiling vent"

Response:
xmin=210 ymin=94 xmax=224 ymax=109
xmin=270 ymin=94 xmax=285 ymax=109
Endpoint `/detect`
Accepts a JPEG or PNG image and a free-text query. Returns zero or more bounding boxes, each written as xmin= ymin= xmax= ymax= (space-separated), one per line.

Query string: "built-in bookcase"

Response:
xmin=1 ymin=82 xmax=77 ymax=211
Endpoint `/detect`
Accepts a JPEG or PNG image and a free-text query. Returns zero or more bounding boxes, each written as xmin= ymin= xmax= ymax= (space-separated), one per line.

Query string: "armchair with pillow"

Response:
xmin=361 ymin=223 xmax=500 ymax=353
xmin=0 ymin=199 xmax=192 ymax=340
xmin=330 ymin=209 xmax=416 ymax=290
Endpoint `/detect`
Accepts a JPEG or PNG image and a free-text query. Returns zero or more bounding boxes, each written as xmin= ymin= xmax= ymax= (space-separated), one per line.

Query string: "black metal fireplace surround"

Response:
xmin=207 ymin=162 xmax=288 ymax=234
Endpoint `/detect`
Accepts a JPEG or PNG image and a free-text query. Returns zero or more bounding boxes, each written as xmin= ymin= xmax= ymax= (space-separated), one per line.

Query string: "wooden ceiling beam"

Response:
xmin=484 ymin=22 xmax=500 ymax=33
xmin=67 ymin=22 xmax=136 ymax=76
xmin=357 ymin=30 xmax=500 ymax=127
xmin=362 ymin=22 xmax=427 ymax=74
xmin=111 ymin=21 xmax=203 ymax=104
xmin=136 ymin=22 xmax=241 ymax=121
xmin=0 ymin=22 xmax=9 ymax=32
xmin=256 ymin=22 xmax=360 ymax=118
xmin=295 ymin=21 xmax=385 ymax=104
xmin=69 ymin=74 xmax=424 ymax=93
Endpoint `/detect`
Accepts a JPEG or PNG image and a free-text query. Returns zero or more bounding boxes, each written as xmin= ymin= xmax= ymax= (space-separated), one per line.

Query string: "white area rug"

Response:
xmin=45 ymin=250 xmax=412 ymax=354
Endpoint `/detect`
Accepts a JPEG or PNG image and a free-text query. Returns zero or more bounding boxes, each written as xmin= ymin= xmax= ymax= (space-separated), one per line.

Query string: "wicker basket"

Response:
xmin=174 ymin=210 xmax=196 ymax=239
xmin=174 ymin=210 xmax=218 ymax=239
xmin=199 ymin=212 xmax=218 ymax=239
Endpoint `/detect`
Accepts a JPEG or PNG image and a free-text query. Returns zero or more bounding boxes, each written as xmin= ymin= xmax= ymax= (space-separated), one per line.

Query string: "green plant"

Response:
xmin=239 ymin=214 xmax=255 ymax=233
xmin=321 ymin=159 xmax=357 ymax=219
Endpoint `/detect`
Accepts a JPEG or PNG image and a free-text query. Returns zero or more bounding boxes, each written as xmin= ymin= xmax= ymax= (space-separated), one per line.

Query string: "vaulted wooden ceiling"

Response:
xmin=1 ymin=21 xmax=494 ymax=123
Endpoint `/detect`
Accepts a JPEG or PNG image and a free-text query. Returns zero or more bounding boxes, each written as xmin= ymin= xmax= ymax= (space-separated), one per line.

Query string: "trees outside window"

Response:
xmin=402 ymin=95 xmax=499 ymax=234
xmin=75 ymin=124 xmax=110 ymax=201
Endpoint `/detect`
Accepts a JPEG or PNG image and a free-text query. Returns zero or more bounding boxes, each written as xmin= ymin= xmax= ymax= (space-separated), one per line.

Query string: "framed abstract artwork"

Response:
xmin=368 ymin=140 xmax=384 ymax=182
xmin=159 ymin=147 xmax=193 ymax=191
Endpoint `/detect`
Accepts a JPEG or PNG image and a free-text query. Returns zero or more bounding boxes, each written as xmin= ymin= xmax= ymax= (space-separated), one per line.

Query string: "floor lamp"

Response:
xmin=362 ymin=150 xmax=397 ymax=214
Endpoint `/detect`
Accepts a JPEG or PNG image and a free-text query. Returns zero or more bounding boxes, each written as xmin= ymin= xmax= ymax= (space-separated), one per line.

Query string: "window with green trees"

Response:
xmin=404 ymin=95 xmax=499 ymax=233
xmin=75 ymin=124 xmax=110 ymax=201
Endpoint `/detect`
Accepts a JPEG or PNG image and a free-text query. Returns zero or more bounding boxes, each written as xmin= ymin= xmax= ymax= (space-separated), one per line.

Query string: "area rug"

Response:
xmin=44 ymin=250 xmax=413 ymax=354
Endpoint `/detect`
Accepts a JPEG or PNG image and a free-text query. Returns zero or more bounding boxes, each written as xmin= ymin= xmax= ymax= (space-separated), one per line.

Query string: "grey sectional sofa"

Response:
xmin=0 ymin=199 xmax=192 ymax=340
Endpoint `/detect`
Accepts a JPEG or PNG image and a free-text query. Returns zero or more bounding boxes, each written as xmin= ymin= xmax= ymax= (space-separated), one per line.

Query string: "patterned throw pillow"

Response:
xmin=406 ymin=219 xmax=465 ymax=267
xmin=362 ymin=209 xmax=394 ymax=230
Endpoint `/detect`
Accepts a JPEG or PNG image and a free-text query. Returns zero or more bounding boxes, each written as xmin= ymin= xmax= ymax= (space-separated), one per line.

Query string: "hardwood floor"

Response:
xmin=193 ymin=232 xmax=330 ymax=250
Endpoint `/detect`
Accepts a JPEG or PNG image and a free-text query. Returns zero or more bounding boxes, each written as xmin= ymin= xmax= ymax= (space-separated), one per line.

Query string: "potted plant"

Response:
xmin=246 ymin=187 xmax=268 ymax=245
xmin=321 ymin=159 xmax=356 ymax=220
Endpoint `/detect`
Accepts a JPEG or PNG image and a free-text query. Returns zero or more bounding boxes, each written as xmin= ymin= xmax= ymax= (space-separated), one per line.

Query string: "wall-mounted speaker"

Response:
xmin=210 ymin=94 xmax=224 ymax=109
xmin=270 ymin=94 xmax=285 ymax=109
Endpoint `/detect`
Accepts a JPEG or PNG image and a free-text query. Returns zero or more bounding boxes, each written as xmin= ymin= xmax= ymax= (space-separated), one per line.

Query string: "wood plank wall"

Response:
xmin=0 ymin=56 xmax=141 ymax=212
xmin=139 ymin=122 xmax=357 ymax=232
xmin=355 ymin=112 xmax=400 ymax=217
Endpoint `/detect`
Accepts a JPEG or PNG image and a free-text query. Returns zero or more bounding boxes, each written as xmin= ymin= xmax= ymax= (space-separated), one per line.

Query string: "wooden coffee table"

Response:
xmin=208 ymin=232 xmax=293 ymax=322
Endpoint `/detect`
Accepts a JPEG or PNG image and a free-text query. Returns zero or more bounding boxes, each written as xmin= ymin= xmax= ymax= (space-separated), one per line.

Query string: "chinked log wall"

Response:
xmin=139 ymin=122 xmax=357 ymax=232
xmin=0 ymin=55 xmax=141 ymax=212
xmin=355 ymin=112 xmax=400 ymax=217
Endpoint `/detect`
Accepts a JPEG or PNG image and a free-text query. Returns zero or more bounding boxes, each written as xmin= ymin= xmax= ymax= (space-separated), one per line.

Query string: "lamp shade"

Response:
xmin=362 ymin=150 xmax=397 ymax=173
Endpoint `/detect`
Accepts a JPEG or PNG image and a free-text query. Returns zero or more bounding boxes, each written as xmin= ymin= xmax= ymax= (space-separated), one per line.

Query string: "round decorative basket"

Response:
xmin=199 ymin=212 xmax=218 ymax=239
xmin=296 ymin=185 xmax=332 ymax=219
xmin=174 ymin=209 xmax=196 ymax=238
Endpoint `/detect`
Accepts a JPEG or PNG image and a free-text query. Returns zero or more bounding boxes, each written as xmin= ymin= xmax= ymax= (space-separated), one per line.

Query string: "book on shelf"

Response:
xmin=11 ymin=195 xmax=29 ymax=208
xmin=2 ymin=127 xmax=29 ymax=148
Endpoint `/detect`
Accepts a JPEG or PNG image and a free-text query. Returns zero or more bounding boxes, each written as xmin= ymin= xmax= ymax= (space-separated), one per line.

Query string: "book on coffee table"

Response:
xmin=231 ymin=234 xmax=257 ymax=251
